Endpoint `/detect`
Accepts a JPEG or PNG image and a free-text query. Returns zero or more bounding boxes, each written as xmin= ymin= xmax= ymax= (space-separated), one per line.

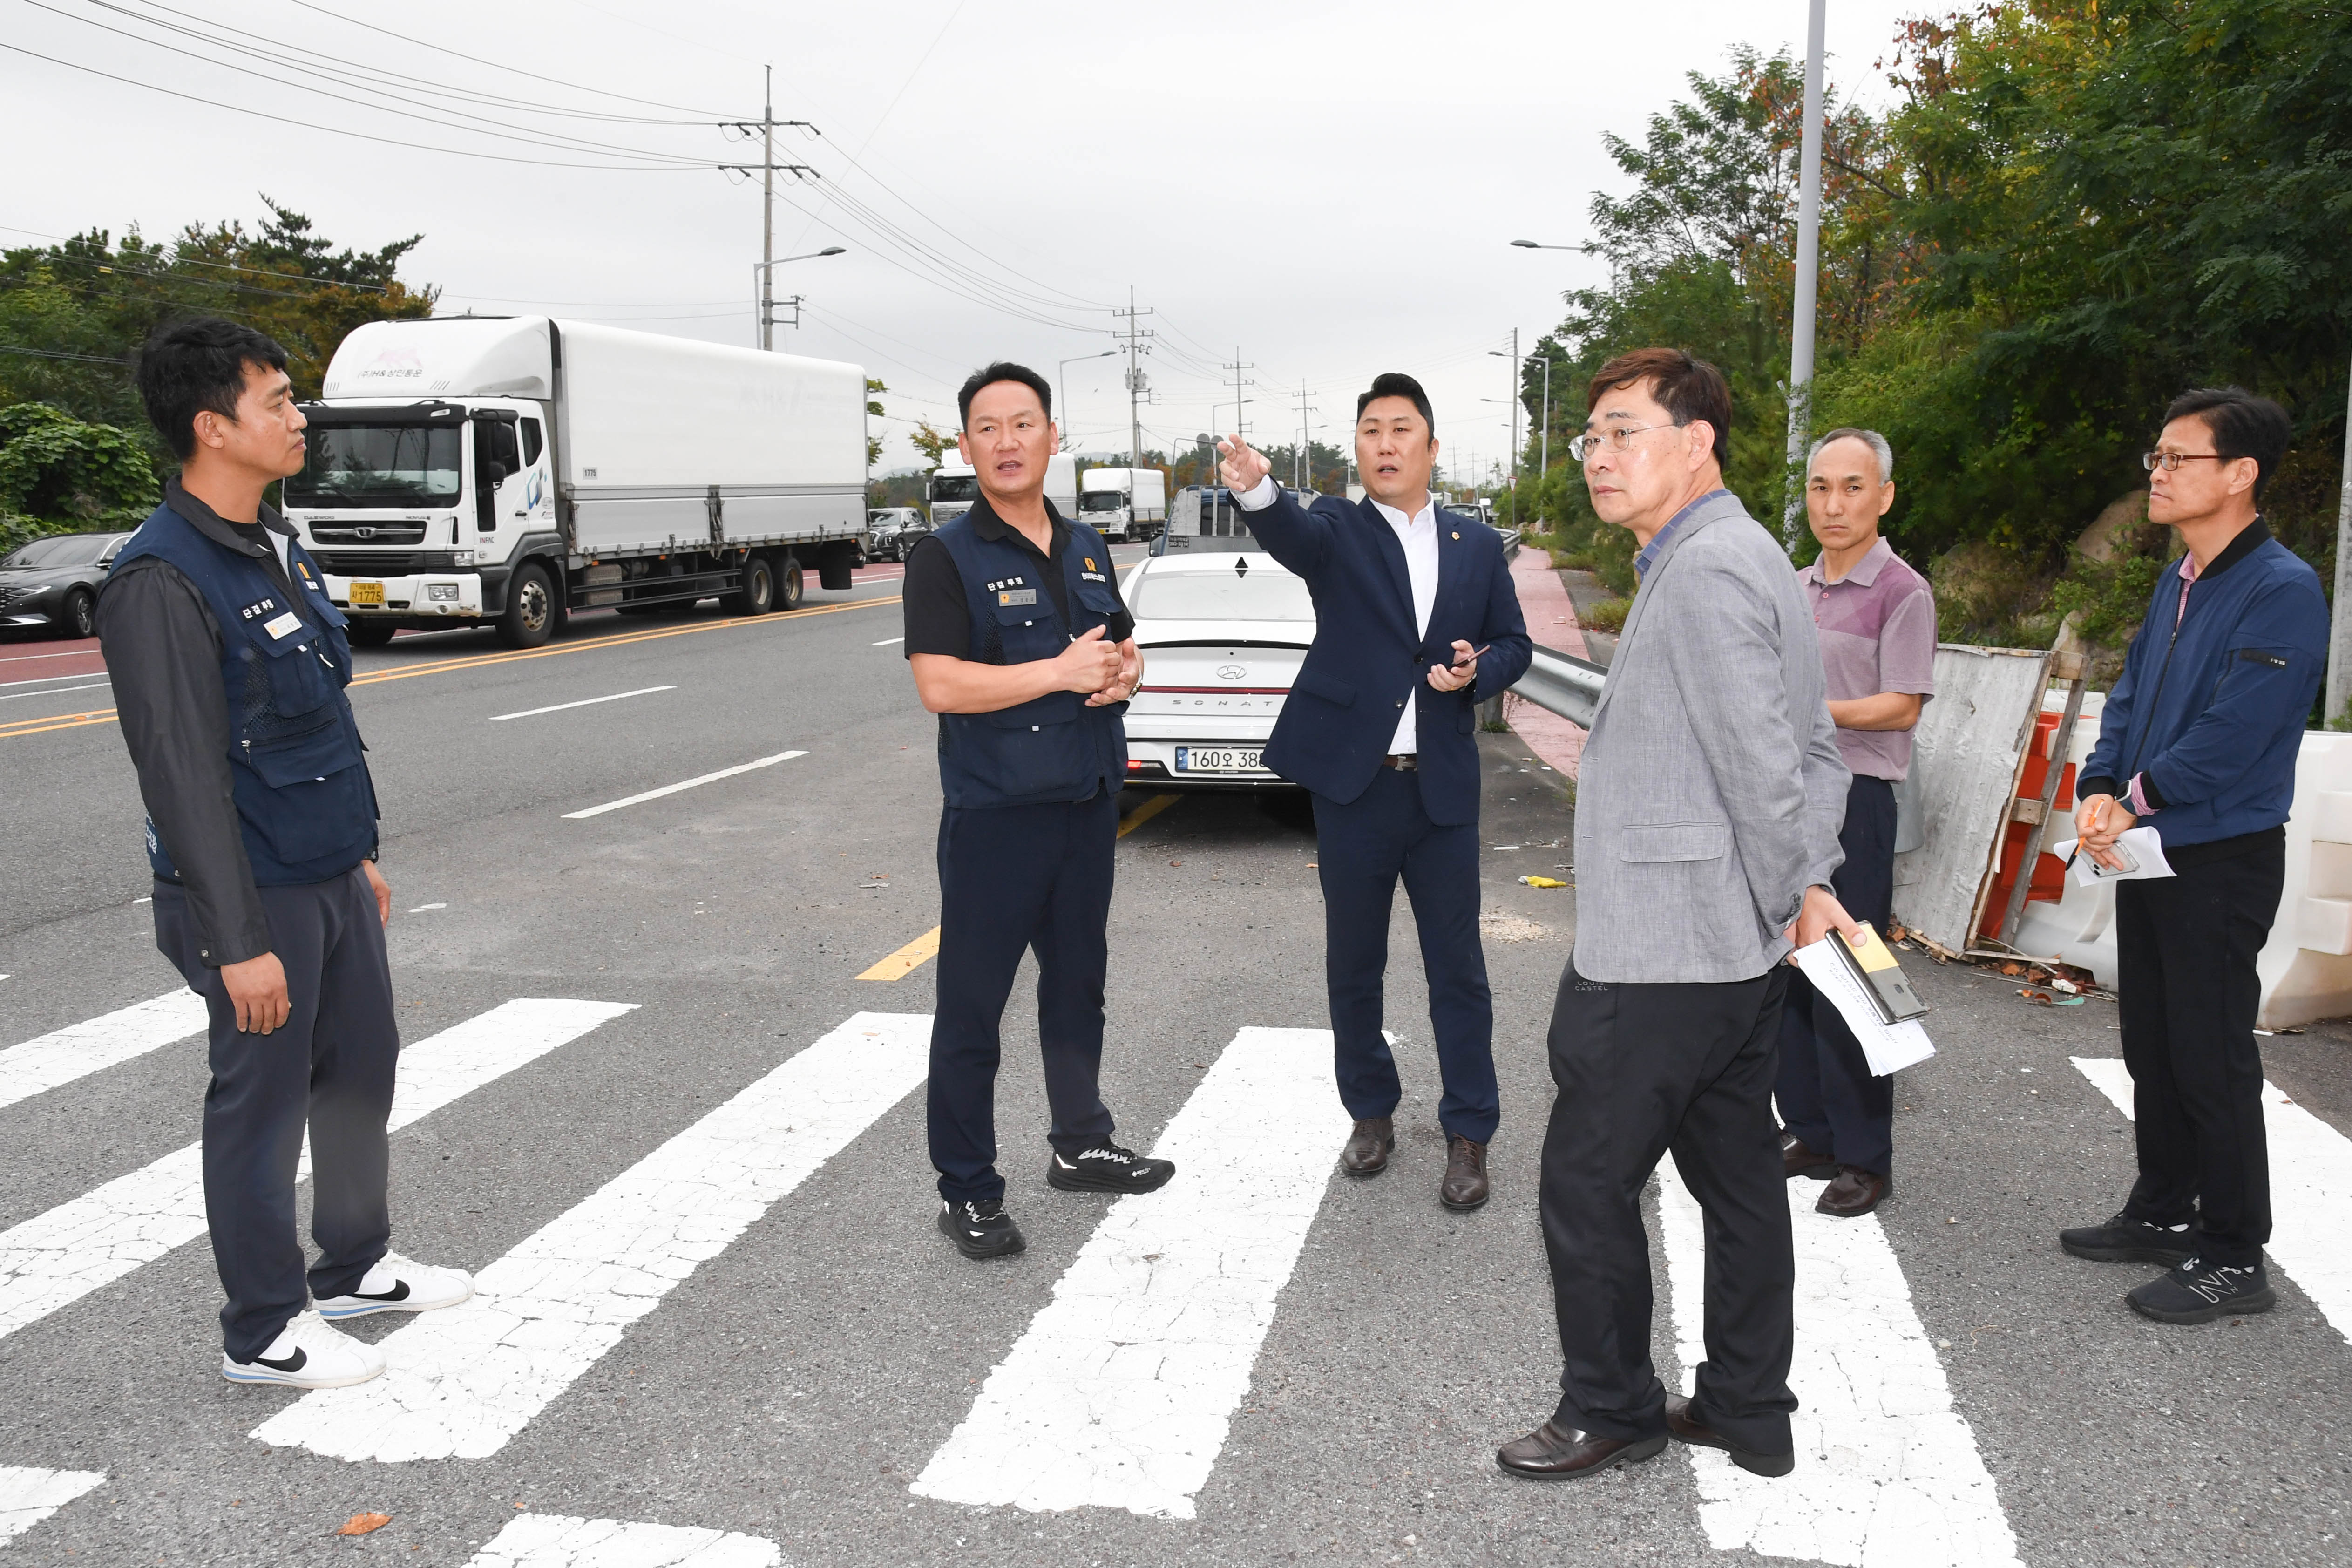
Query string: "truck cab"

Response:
xmin=927 ymin=452 xmax=1077 ymax=529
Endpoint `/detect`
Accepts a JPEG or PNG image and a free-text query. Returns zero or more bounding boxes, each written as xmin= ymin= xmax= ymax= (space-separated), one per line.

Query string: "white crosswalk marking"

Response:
xmin=2071 ymin=1055 xmax=2352 ymax=1342
xmin=911 ymin=1025 xmax=1352 ymax=1520
xmin=0 ymin=989 xmax=209 ymax=1113
xmin=0 ymin=1465 xmax=105 ymax=1546
xmin=1658 ymin=1162 xmax=2023 ymax=1568
xmin=0 ymin=999 xmax=636 ymax=1343
xmin=462 ymin=1513 xmax=779 ymax=1568
xmin=253 ymin=1011 xmax=932 ymax=1462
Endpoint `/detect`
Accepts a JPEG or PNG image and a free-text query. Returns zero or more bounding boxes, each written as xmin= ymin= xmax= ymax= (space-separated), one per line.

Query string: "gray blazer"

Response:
xmin=1572 ymin=490 xmax=1849 ymax=984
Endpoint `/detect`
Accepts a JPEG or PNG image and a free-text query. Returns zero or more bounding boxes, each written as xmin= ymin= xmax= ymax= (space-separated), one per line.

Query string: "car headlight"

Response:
xmin=427 ymin=582 xmax=460 ymax=602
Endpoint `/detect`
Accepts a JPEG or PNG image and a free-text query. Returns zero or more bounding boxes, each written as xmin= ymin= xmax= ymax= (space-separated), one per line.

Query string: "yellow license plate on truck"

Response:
xmin=349 ymin=582 xmax=385 ymax=605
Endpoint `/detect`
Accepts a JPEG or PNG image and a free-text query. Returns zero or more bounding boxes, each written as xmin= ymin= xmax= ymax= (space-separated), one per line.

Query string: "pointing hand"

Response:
xmin=1217 ymin=434 xmax=1270 ymax=495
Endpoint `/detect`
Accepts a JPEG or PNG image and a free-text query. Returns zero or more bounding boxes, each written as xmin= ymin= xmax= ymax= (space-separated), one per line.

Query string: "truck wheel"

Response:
xmin=777 ymin=554 xmax=804 ymax=611
xmin=346 ymin=621 xmax=398 ymax=648
xmin=726 ymin=556 xmax=775 ymax=616
xmin=497 ymin=562 xmax=556 ymax=649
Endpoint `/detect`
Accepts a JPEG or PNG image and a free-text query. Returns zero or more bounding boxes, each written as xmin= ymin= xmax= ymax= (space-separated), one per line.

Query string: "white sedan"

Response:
xmin=1120 ymin=547 xmax=1313 ymax=790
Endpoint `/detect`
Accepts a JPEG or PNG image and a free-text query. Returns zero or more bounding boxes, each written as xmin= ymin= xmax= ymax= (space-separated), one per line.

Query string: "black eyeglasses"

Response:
xmin=2142 ymin=451 xmax=2227 ymax=473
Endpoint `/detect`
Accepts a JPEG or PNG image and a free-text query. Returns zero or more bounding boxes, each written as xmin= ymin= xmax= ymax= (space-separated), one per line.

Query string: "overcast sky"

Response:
xmin=6 ymin=0 xmax=1924 ymax=476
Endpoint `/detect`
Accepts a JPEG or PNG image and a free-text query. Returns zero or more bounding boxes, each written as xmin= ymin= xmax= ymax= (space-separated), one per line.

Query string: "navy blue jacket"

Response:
xmin=2079 ymin=521 xmax=2326 ymax=851
xmin=1244 ymin=487 xmax=1531 ymax=824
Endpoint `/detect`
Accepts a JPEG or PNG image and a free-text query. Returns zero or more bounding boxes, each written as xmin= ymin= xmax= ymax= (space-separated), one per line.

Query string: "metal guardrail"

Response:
xmin=1507 ymin=645 xmax=1610 ymax=730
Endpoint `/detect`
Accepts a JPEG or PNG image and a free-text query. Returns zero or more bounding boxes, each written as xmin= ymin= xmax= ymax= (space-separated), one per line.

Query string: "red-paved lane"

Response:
xmin=0 ymin=634 xmax=105 ymax=679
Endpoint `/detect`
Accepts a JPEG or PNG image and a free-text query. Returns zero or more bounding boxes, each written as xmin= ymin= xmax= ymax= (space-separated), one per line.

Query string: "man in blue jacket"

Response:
xmin=1217 ymin=375 xmax=1532 ymax=1209
xmin=2064 ymin=387 xmax=2326 ymax=1324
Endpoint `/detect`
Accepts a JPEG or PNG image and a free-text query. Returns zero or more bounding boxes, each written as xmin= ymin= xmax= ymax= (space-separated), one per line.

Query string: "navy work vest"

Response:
xmin=112 ymin=503 xmax=379 ymax=885
xmin=932 ymin=513 xmax=1127 ymax=808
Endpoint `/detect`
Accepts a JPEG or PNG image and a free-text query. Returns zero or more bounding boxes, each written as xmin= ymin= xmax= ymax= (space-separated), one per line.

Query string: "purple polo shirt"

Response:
xmin=1797 ymin=536 xmax=1937 ymax=781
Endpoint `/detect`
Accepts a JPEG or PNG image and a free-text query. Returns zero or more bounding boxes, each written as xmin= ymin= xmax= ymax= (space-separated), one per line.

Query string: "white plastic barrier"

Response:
xmin=2009 ymin=699 xmax=2352 ymax=1027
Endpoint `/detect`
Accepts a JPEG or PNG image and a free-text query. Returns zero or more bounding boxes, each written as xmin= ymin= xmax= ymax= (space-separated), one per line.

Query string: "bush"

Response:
xmin=0 ymin=404 xmax=158 ymax=550
xmin=1582 ymin=597 xmax=1631 ymax=634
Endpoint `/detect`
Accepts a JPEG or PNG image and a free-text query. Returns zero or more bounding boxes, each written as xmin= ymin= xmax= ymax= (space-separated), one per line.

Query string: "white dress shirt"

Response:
xmin=1237 ymin=475 xmax=1438 ymax=753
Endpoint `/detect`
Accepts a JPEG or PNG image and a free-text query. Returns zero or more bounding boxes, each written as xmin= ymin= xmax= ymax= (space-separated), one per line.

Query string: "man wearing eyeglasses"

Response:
xmin=1497 ymin=348 xmax=1853 ymax=1485
xmin=2061 ymin=387 xmax=2325 ymax=1325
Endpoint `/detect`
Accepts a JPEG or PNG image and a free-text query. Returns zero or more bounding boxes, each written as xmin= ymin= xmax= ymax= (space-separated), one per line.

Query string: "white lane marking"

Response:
xmin=0 ymin=999 xmax=634 ymax=1344
xmin=912 ymin=1025 xmax=1352 ymax=1520
xmin=1658 ymin=1162 xmax=2022 ymax=1567
xmin=562 ymin=749 xmax=807 ymax=819
xmin=0 ymin=671 xmax=112 ymax=690
xmin=0 ymin=989 xmax=210 ymax=1114
xmin=872 ymin=636 xmax=904 ymax=645
xmin=409 ymin=903 xmax=448 ymax=913
xmin=0 ymin=680 xmax=109 ymax=703
xmin=488 ymin=685 xmax=676 ymax=722
xmin=2072 ymin=1055 xmax=2352 ymax=1342
xmin=254 ymin=1011 xmax=931 ymax=1461
xmin=462 ymin=1513 xmax=779 ymax=1568
xmin=0 ymin=1466 xmax=105 ymax=1546
xmin=0 ymin=648 xmax=101 ymax=664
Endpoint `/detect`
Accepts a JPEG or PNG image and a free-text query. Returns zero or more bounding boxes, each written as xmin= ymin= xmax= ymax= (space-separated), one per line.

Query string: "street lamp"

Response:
xmin=1057 ymin=350 xmax=1116 ymax=454
xmin=751 ymin=246 xmax=846 ymax=349
xmin=1491 ymin=346 xmax=1563 ymax=484
xmin=1508 ymin=239 xmax=1576 ymax=251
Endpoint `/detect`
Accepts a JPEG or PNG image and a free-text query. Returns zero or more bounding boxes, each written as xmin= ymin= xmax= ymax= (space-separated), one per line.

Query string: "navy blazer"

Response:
xmin=1246 ymin=487 xmax=1532 ymax=824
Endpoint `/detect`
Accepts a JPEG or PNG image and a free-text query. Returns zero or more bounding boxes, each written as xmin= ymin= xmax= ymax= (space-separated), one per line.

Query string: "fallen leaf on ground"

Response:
xmin=337 ymin=1514 xmax=391 ymax=1536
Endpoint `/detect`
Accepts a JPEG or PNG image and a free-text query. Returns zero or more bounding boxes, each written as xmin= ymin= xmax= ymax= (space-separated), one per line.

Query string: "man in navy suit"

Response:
xmin=1219 ymin=373 xmax=1532 ymax=1208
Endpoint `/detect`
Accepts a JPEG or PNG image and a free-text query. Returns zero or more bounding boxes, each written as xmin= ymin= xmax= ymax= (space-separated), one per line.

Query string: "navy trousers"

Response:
xmin=152 ymin=866 xmax=398 ymax=1363
xmin=929 ymin=788 xmax=1119 ymax=1204
xmin=1776 ymin=774 xmax=1897 ymax=1177
xmin=1311 ymin=765 xmax=1499 ymax=1143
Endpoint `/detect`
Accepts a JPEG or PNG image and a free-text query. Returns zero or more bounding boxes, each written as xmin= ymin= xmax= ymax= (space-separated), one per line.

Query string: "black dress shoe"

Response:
xmin=1665 ymin=1395 xmax=1795 ymax=1477
xmin=2059 ymin=1210 xmax=2196 ymax=1265
xmin=1441 ymin=1134 xmax=1490 ymax=1211
xmin=1816 ymin=1166 xmax=1889 ymax=1218
xmin=1780 ymin=1130 xmax=1836 ymax=1180
xmin=1495 ymin=1419 xmax=1667 ymax=1481
xmin=938 ymin=1199 xmax=1025 ymax=1260
xmin=1340 ymin=1117 xmax=1395 ymax=1177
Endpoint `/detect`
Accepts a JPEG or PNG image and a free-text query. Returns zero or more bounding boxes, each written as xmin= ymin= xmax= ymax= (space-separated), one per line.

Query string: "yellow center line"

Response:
xmin=0 ymin=594 xmax=901 ymax=742
xmin=855 ymin=794 xmax=1179 ymax=982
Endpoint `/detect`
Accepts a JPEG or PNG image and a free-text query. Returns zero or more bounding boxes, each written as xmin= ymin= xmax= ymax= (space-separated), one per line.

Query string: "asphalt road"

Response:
xmin=3 ymin=548 xmax=2351 ymax=1567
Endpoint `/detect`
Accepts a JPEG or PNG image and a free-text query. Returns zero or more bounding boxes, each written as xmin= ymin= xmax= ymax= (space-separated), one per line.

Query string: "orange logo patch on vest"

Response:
xmin=1084 ymin=557 xmax=1096 ymax=571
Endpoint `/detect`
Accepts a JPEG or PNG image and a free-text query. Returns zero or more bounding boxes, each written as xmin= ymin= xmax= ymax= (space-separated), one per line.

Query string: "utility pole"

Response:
xmin=1782 ymin=0 xmax=1828 ymax=545
xmin=2328 ymin=354 xmax=2352 ymax=726
xmin=718 ymin=67 xmax=814 ymax=351
xmin=1222 ymin=349 xmax=1255 ymax=444
xmin=1294 ymin=381 xmax=1318 ymax=489
xmin=1113 ymin=287 xmax=1154 ymax=469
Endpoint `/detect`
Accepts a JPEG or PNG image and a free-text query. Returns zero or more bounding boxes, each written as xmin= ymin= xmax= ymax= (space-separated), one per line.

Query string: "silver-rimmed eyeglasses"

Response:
xmin=1569 ymin=422 xmax=1675 ymax=462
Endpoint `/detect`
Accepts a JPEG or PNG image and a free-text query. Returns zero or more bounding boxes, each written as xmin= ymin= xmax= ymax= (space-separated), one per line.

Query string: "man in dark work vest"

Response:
xmin=901 ymin=361 xmax=1176 ymax=1259
xmin=101 ymin=318 xmax=474 ymax=1388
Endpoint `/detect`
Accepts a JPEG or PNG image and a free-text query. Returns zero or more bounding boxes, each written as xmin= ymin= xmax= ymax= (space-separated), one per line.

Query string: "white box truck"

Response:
xmin=1077 ymin=466 xmax=1167 ymax=541
xmin=284 ymin=317 xmax=868 ymax=648
xmin=926 ymin=452 xmax=1074 ymax=530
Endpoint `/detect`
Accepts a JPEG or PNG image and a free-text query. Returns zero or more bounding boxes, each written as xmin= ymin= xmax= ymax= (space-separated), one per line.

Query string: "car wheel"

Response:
xmin=60 ymin=588 xmax=95 ymax=639
xmin=725 ymin=555 xmax=775 ymax=616
xmin=497 ymin=562 xmax=556 ymax=649
xmin=777 ymin=554 xmax=804 ymax=611
xmin=346 ymin=621 xmax=398 ymax=648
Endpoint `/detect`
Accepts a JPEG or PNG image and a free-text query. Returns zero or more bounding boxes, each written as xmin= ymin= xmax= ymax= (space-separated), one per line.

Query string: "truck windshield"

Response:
xmin=1079 ymin=490 xmax=1125 ymax=512
xmin=288 ymin=425 xmax=462 ymax=507
xmin=1128 ymin=570 xmax=1312 ymax=623
xmin=928 ymin=475 xmax=977 ymax=504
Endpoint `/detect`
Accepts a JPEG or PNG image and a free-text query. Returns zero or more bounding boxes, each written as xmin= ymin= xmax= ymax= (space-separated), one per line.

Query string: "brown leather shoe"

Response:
xmin=1781 ymin=1131 xmax=1836 ymax=1180
xmin=1441 ymin=1134 xmax=1490 ymax=1211
xmin=1495 ymin=1419 xmax=1667 ymax=1481
xmin=1664 ymin=1394 xmax=1796 ymax=1477
xmin=1340 ymin=1117 xmax=1394 ymax=1177
xmin=1817 ymin=1166 xmax=1889 ymax=1217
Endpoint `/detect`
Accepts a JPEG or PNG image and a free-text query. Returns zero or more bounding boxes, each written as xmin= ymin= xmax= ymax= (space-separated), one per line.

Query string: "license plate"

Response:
xmin=349 ymin=581 xmax=385 ymax=605
xmin=1176 ymin=745 xmax=1263 ymax=774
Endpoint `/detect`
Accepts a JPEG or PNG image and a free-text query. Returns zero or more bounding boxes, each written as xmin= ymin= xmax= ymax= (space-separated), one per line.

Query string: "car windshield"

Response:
xmin=1 ymin=534 xmax=115 ymax=568
xmin=928 ymin=475 xmax=977 ymax=504
xmin=1079 ymin=490 xmax=1125 ymax=512
xmin=868 ymin=511 xmax=898 ymax=526
xmin=1128 ymin=569 xmax=1313 ymax=622
xmin=286 ymin=424 xmax=462 ymax=507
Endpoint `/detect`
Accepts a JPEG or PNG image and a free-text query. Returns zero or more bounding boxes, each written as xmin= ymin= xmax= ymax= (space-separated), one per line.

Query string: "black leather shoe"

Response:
xmin=2060 ymin=1210 xmax=2196 ymax=1266
xmin=1495 ymin=1420 xmax=1667 ymax=1481
xmin=1781 ymin=1130 xmax=1836 ymax=1180
xmin=1441 ymin=1134 xmax=1490 ymax=1211
xmin=1816 ymin=1166 xmax=1889 ymax=1218
xmin=1340 ymin=1117 xmax=1395 ymax=1177
xmin=1047 ymin=1142 xmax=1175 ymax=1194
xmin=938 ymin=1199 xmax=1025 ymax=1260
xmin=1665 ymin=1395 xmax=1796 ymax=1477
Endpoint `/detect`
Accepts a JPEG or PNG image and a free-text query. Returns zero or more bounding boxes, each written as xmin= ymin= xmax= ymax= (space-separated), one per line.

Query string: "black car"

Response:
xmin=0 ymin=530 xmax=132 ymax=638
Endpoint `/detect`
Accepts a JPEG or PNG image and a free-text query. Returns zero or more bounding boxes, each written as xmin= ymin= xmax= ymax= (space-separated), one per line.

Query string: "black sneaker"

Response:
xmin=938 ymin=1198 xmax=1026 ymax=1260
xmin=1046 ymin=1142 xmax=1176 ymax=1195
xmin=2059 ymin=1210 xmax=2196 ymax=1265
xmin=2128 ymin=1256 xmax=2276 ymax=1324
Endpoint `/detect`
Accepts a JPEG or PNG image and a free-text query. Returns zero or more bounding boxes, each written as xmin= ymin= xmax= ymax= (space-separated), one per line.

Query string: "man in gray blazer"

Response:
xmin=1497 ymin=349 xmax=1858 ymax=1484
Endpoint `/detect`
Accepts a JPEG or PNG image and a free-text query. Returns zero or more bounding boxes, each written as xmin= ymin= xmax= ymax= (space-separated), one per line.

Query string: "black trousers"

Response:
xmin=1776 ymin=774 xmax=1898 ymax=1176
xmin=2115 ymin=831 xmax=2284 ymax=1268
xmin=1541 ymin=963 xmax=1796 ymax=1454
xmin=152 ymin=866 xmax=398 ymax=1363
xmin=1311 ymin=766 xmax=1499 ymax=1142
xmin=928 ymin=788 xmax=1119 ymax=1204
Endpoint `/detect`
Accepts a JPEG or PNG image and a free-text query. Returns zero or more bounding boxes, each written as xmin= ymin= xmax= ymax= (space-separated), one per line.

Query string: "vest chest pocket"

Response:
xmin=1071 ymin=579 xmax=1123 ymax=630
xmin=991 ymin=597 xmax=1066 ymax=662
xmin=237 ymin=630 xmax=359 ymax=786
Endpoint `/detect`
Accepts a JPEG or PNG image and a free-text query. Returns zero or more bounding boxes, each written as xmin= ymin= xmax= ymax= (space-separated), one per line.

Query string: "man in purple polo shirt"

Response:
xmin=1778 ymin=428 xmax=1936 ymax=1217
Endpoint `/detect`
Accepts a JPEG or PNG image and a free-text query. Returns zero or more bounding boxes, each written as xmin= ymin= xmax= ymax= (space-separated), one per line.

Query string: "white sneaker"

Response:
xmin=314 ymin=1252 xmax=475 ymax=1320
xmin=221 ymin=1310 xmax=386 ymax=1388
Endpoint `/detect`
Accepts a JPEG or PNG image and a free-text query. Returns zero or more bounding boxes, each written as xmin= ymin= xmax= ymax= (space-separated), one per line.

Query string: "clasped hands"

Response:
xmin=2073 ymin=792 xmax=2138 ymax=871
xmin=1058 ymin=624 xmax=1140 ymax=706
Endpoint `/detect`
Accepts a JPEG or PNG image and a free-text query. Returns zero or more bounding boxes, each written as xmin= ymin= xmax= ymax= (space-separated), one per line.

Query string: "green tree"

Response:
xmin=865 ymin=377 xmax=888 ymax=469
xmin=0 ymin=404 xmax=160 ymax=552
